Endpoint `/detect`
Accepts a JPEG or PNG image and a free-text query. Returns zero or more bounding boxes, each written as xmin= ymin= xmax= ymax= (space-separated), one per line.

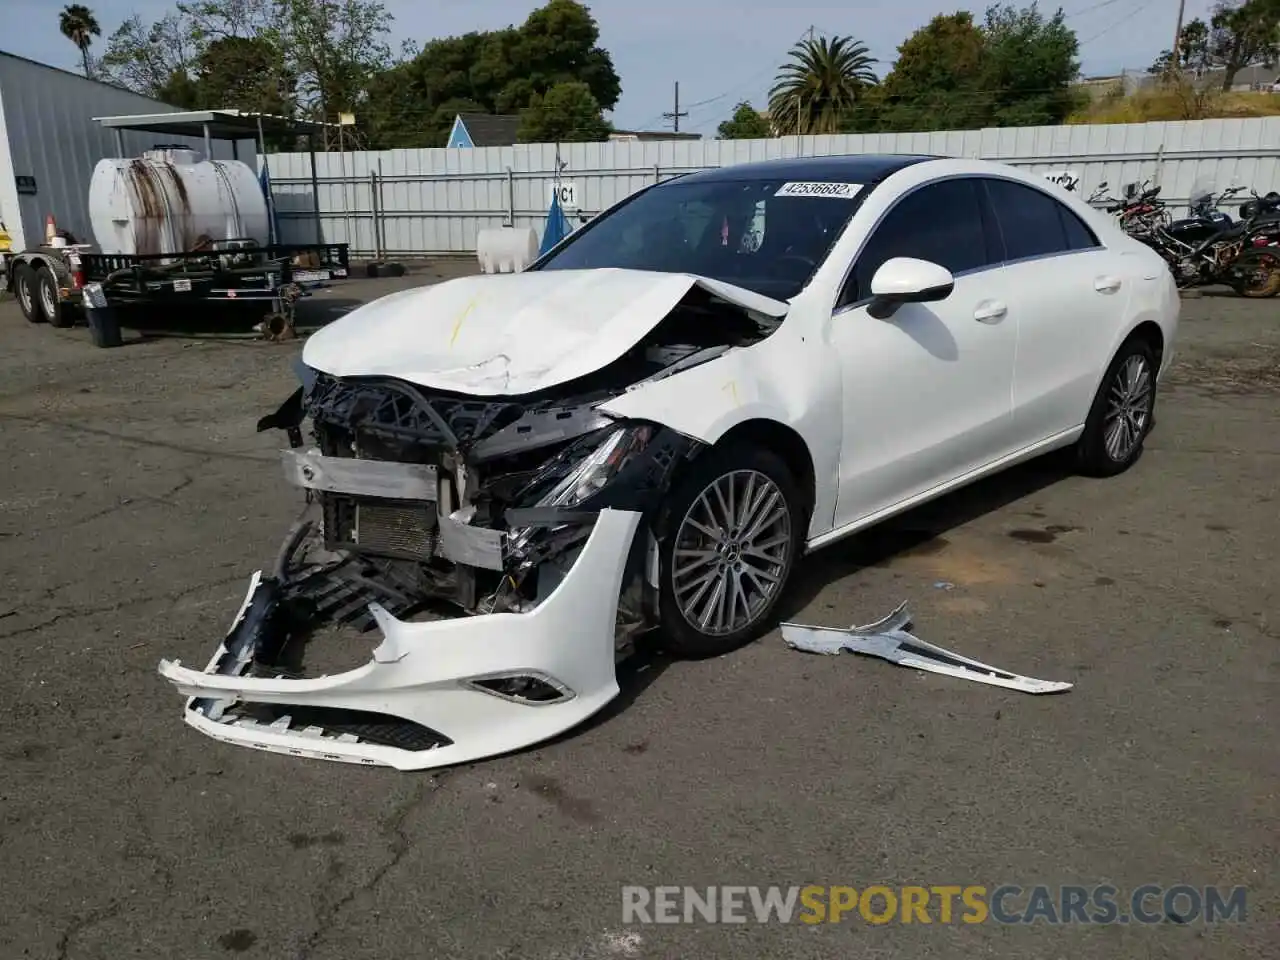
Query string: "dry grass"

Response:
xmin=1068 ymin=77 xmax=1280 ymax=124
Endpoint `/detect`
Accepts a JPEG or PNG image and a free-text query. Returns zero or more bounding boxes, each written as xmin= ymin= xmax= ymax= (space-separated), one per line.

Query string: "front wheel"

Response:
xmin=657 ymin=444 xmax=805 ymax=659
xmin=1075 ymin=337 xmax=1158 ymax=478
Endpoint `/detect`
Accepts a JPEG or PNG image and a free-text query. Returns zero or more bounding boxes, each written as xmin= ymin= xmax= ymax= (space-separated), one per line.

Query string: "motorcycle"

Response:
xmin=1143 ymin=182 xmax=1280 ymax=296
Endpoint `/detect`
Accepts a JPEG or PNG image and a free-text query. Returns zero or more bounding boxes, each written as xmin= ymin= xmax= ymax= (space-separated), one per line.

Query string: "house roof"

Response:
xmin=457 ymin=113 xmax=522 ymax=147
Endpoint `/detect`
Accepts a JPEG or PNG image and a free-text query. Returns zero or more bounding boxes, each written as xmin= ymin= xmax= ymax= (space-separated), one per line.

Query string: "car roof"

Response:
xmin=670 ymin=154 xmax=939 ymax=186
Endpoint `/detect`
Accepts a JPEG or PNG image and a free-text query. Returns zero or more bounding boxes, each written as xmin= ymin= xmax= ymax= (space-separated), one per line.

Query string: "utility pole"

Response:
xmin=663 ymin=81 xmax=688 ymax=133
xmin=1169 ymin=0 xmax=1187 ymax=76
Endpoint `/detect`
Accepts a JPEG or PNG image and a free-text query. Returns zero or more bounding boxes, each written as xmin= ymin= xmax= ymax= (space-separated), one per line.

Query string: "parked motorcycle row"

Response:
xmin=1080 ymin=178 xmax=1280 ymax=297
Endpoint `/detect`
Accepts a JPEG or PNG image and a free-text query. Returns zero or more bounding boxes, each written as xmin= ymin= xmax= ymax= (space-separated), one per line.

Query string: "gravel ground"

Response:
xmin=0 ymin=268 xmax=1275 ymax=960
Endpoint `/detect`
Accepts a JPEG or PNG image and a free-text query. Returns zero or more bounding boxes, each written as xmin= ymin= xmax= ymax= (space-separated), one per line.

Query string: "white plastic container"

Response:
xmin=476 ymin=227 xmax=539 ymax=274
xmin=87 ymin=148 xmax=270 ymax=257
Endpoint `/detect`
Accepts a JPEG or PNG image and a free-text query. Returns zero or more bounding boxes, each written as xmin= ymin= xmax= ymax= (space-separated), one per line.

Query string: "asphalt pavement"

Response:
xmin=0 ymin=269 xmax=1275 ymax=959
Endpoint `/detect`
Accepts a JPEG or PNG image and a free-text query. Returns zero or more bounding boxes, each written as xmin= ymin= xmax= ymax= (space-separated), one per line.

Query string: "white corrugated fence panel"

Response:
xmin=265 ymin=117 xmax=1280 ymax=255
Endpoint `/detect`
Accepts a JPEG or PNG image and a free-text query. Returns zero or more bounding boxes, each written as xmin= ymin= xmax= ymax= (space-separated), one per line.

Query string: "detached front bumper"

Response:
xmin=157 ymin=509 xmax=641 ymax=771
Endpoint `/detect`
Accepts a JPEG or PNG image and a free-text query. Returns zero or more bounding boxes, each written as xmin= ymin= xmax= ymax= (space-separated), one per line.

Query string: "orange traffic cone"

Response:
xmin=45 ymin=214 xmax=56 ymax=243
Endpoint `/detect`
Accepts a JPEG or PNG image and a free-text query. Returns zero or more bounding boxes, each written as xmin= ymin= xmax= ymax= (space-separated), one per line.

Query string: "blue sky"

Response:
xmin=6 ymin=0 xmax=1216 ymax=133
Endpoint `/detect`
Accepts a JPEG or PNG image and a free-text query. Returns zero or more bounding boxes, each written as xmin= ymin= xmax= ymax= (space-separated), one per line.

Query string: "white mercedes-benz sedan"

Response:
xmin=158 ymin=154 xmax=1180 ymax=770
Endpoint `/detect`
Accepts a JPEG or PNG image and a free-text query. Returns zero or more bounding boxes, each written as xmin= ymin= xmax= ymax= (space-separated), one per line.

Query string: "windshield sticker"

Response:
xmin=775 ymin=181 xmax=863 ymax=199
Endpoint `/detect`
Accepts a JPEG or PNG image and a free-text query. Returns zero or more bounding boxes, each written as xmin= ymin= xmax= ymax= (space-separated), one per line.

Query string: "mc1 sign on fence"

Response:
xmin=550 ymin=181 xmax=578 ymax=209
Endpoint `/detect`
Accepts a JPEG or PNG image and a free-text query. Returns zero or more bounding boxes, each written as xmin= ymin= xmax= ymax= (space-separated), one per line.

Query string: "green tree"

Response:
xmin=193 ymin=36 xmax=295 ymax=114
xmin=1149 ymin=18 xmax=1213 ymax=74
xmin=866 ymin=4 xmax=1080 ymax=132
xmin=59 ymin=4 xmax=101 ymax=78
xmin=362 ymin=0 xmax=620 ymax=148
xmin=98 ymin=13 xmax=200 ymax=97
xmin=979 ymin=3 xmax=1081 ymax=126
xmin=273 ymin=0 xmax=394 ymax=124
xmin=517 ymin=80 xmax=611 ymax=142
xmin=1207 ymin=0 xmax=1280 ymax=89
xmin=97 ymin=0 xmax=392 ymax=136
xmin=874 ymin=12 xmax=988 ymax=131
xmin=716 ymin=101 xmax=772 ymax=139
xmin=767 ymin=34 xmax=878 ymax=135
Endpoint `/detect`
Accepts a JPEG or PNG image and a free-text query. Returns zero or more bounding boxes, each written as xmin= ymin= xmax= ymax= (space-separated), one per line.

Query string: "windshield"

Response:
xmin=1188 ymin=178 xmax=1215 ymax=210
xmin=531 ymin=177 xmax=867 ymax=300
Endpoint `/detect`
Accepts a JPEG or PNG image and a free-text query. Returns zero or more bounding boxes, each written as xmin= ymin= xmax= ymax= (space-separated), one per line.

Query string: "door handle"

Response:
xmin=1095 ymin=275 xmax=1123 ymax=293
xmin=974 ymin=300 xmax=1007 ymax=323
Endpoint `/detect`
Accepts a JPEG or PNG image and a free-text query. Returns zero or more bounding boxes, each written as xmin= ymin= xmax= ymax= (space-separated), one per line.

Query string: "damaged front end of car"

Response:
xmin=153 ymin=268 xmax=805 ymax=770
xmin=157 ymin=368 xmax=706 ymax=769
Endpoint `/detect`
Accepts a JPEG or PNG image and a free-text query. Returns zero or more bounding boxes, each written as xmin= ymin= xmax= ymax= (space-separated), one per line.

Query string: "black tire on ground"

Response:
xmin=13 ymin=264 xmax=44 ymax=323
xmin=1075 ymin=334 xmax=1159 ymax=478
xmin=36 ymin=266 xmax=73 ymax=327
xmin=656 ymin=443 xmax=806 ymax=659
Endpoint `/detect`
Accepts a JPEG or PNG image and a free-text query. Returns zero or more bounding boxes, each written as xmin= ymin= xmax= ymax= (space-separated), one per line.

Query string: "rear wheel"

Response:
xmin=36 ymin=266 xmax=73 ymax=327
xmin=657 ymin=444 xmax=805 ymax=658
xmin=1230 ymin=248 xmax=1280 ymax=298
xmin=13 ymin=264 xmax=44 ymax=322
xmin=1075 ymin=336 xmax=1158 ymax=477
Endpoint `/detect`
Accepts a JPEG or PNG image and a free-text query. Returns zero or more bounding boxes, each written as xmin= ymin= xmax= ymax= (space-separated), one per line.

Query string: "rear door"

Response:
xmin=978 ymin=177 xmax=1131 ymax=447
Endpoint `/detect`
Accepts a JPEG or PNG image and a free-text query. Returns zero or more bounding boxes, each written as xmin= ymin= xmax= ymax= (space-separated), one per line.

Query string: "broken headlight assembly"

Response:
xmin=505 ymin=423 xmax=658 ymax=558
xmin=533 ymin=423 xmax=657 ymax=508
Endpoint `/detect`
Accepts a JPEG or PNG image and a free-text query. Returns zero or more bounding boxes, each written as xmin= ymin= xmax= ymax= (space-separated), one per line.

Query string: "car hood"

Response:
xmin=301 ymin=268 xmax=789 ymax=396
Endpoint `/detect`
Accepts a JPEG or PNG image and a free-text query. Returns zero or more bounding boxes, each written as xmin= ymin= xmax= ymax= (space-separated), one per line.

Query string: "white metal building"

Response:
xmin=0 ymin=50 xmax=248 ymax=253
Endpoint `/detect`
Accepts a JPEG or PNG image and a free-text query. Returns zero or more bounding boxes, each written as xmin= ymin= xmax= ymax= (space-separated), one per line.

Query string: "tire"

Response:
xmin=13 ymin=264 xmax=44 ymax=323
xmin=656 ymin=443 xmax=805 ymax=658
xmin=1229 ymin=249 xmax=1280 ymax=298
xmin=36 ymin=266 xmax=73 ymax=327
xmin=1075 ymin=335 xmax=1158 ymax=478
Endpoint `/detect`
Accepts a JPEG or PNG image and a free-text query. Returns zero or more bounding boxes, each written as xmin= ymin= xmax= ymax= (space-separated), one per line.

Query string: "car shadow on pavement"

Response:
xmin=779 ymin=451 xmax=1076 ymax=622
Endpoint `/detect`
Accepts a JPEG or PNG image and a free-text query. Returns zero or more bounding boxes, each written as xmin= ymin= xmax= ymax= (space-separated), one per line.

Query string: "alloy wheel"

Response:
xmin=1103 ymin=354 xmax=1152 ymax=462
xmin=671 ymin=469 xmax=793 ymax=637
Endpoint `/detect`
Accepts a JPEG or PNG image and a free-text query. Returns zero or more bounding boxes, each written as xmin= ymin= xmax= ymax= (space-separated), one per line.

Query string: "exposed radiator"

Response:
xmin=323 ymin=494 xmax=438 ymax=561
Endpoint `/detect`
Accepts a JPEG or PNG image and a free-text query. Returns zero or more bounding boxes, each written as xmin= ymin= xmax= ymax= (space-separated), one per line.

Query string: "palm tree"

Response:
xmin=59 ymin=5 xmax=101 ymax=79
xmin=768 ymin=35 xmax=878 ymax=136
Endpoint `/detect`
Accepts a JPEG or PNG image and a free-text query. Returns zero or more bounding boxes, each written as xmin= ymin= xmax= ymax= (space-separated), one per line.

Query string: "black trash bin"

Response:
xmin=82 ymin=283 xmax=122 ymax=348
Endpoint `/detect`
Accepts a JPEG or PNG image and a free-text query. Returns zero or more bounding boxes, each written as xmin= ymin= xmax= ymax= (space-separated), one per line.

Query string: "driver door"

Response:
xmin=828 ymin=177 xmax=1019 ymax=529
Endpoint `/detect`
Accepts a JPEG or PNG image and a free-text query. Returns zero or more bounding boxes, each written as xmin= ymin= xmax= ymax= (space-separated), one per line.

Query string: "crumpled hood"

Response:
xmin=301 ymin=268 xmax=788 ymax=396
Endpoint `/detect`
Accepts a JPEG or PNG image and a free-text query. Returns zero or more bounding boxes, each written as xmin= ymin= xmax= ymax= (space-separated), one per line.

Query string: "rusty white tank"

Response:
xmin=87 ymin=148 xmax=270 ymax=257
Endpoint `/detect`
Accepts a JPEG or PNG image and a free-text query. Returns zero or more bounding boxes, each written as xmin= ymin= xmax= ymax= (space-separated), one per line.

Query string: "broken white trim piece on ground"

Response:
xmin=780 ymin=601 xmax=1073 ymax=695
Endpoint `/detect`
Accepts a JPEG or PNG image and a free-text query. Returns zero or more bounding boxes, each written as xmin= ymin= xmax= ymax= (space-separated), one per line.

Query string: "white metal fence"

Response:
xmin=263 ymin=117 xmax=1280 ymax=257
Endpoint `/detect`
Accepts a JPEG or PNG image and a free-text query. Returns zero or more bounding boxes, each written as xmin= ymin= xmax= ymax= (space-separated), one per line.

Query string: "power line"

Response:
xmin=1080 ymin=0 xmax=1162 ymax=44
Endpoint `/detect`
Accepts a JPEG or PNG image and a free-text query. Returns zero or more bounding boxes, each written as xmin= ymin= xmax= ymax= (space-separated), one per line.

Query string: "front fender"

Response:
xmin=598 ymin=337 xmax=842 ymax=539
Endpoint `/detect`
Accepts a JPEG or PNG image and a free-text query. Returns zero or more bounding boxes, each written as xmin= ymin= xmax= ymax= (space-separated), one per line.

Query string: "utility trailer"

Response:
xmin=5 ymin=240 xmax=350 ymax=328
xmin=1 ymin=109 xmax=347 ymax=341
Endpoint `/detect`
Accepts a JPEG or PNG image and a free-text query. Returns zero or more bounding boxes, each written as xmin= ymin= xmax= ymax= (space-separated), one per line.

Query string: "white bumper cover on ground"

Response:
xmin=157 ymin=509 xmax=642 ymax=770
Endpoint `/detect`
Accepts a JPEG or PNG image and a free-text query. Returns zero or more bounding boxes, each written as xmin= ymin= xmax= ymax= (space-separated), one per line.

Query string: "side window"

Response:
xmin=1058 ymin=205 xmax=1100 ymax=251
xmin=842 ymin=178 xmax=995 ymax=306
xmin=983 ymin=178 xmax=1097 ymax=261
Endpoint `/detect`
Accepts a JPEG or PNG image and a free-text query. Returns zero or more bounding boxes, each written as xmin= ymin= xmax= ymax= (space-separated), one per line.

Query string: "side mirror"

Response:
xmin=867 ymin=257 xmax=955 ymax=319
